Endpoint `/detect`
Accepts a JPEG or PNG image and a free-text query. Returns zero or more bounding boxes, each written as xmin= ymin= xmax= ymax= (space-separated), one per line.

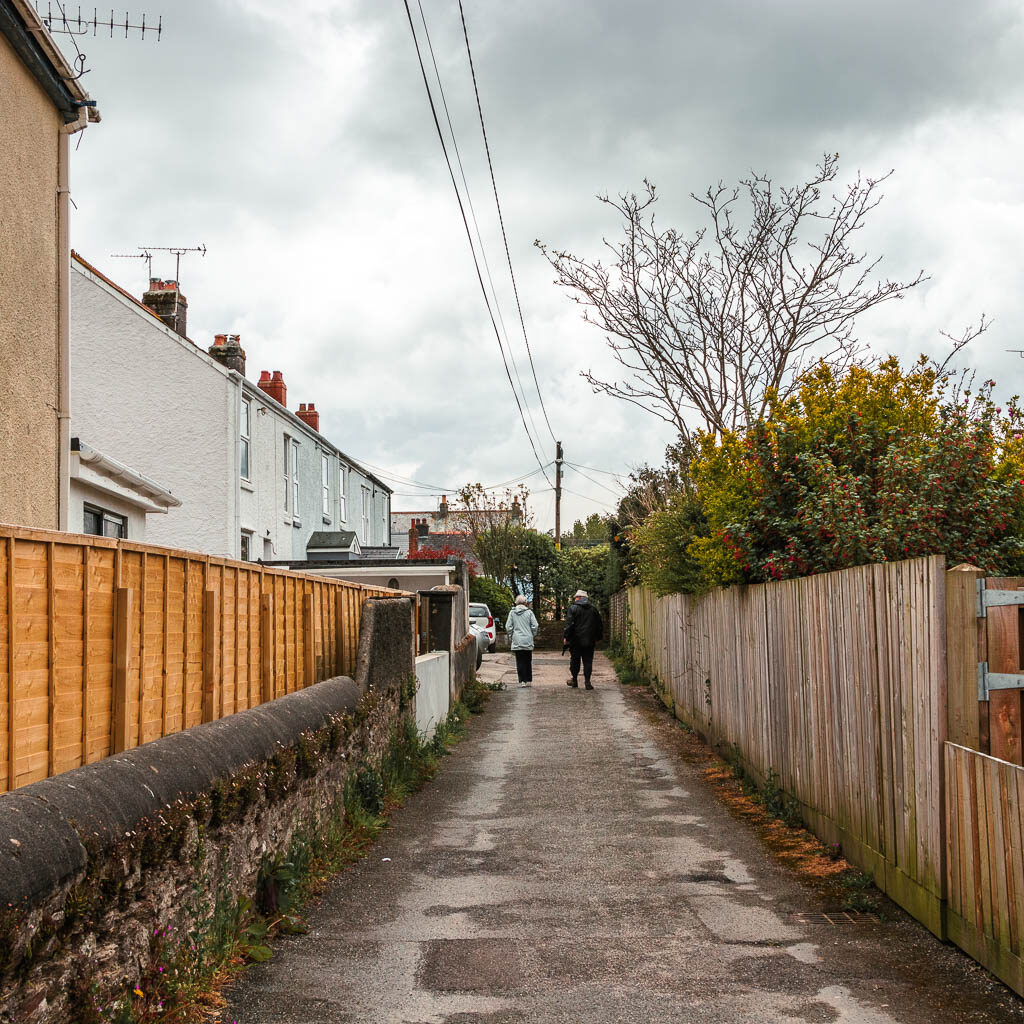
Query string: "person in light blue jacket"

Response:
xmin=505 ymin=595 xmax=539 ymax=688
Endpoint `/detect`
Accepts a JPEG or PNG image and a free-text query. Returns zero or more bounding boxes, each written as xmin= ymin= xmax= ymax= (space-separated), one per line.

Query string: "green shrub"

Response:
xmin=469 ymin=576 xmax=514 ymax=623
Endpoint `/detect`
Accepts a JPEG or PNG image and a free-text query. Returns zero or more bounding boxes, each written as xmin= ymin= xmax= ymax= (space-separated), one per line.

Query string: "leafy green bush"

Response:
xmin=626 ymin=357 xmax=1024 ymax=592
xmin=469 ymin=576 xmax=514 ymax=623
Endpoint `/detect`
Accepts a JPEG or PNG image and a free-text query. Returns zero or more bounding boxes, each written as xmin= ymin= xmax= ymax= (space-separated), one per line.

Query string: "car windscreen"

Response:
xmin=468 ymin=605 xmax=489 ymax=617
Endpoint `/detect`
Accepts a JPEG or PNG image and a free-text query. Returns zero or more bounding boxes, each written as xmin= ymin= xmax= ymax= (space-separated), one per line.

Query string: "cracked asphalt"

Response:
xmin=224 ymin=652 xmax=1024 ymax=1023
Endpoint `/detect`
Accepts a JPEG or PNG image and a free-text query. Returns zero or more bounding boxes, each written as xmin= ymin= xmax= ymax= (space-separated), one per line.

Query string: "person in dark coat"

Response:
xmin=563 ymin=589 xmax=603 ymax=689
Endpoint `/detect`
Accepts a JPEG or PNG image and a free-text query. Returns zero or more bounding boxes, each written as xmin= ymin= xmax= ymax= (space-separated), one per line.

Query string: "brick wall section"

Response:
xmin=0 ymin=600 xmax=416 ymax=1023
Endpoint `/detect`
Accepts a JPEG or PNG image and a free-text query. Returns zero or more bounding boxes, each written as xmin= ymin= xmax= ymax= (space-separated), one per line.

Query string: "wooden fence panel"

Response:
xmin=0 ymin=525 xmax=409 ymax=793
xmin=946 ymin=742 xmax=1024 ymax=996
xmin=624 ymin=554 xmax=948 ymax=937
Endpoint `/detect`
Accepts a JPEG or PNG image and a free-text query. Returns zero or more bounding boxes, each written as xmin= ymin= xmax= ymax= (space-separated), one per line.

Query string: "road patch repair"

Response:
xmin=224 ymin=652 xmax=1024 ymax=1023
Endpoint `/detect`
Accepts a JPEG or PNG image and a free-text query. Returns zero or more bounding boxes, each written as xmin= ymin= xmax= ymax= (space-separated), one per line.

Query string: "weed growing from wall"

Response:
xmin=70 ymin=686 xmax=494 ymax=1024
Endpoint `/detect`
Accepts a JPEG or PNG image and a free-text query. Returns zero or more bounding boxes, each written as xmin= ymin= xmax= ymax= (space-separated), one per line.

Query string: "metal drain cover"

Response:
xmin=787 ymin=911 xmax=880 ymax=926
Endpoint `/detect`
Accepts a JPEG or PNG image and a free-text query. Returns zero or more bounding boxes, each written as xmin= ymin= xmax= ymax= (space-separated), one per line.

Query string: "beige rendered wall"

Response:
xmin=0 ymin=31 xmax=61 ymax=529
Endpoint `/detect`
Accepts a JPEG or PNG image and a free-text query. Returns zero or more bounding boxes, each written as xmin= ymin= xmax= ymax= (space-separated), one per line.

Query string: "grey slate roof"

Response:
xmin=306 ymin=531 xmax=358 ymax=549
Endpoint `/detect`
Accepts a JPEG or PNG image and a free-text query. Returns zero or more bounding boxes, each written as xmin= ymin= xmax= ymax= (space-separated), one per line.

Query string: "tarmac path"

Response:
xmin=224 ymin=652 xmax=1024 ymax=1023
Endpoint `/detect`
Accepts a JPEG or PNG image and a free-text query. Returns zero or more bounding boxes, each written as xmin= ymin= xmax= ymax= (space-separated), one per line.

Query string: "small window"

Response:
xmin=321 ymin=453 xmax=330 ymax=517
xmin=282 ymin=435 xmax=290 ymax=511
xmin=291 ymin=439 xmax=300 ymax=517
xmin=387 ymin=577 xmax=400 ymax=589
xmin=83 ymin=503 xmax=127 ymax=539
xmin=360 ymin=485 xmax=370 ymax=540
xmin=240 ymin=399 xmax=251 ymax=480
xmin=240 ymin=532 xmax=251 ymax=560
xmin=339 ymin=465 xmax=348 ymax=522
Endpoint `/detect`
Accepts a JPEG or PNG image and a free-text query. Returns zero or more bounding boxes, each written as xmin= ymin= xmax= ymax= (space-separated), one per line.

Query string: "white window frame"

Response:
xmin=339 ymin=465 xmax=348 ymax=523
xmin=291 ymin=439 xmax=300 ymax=521
xmin=282 ymin=434 xmax=291 ymax=512
xmin=321 ymin=452 xmax=331 ymax=520
xmin=240 ymin=531 xmax=252 ymax=561
xmin=240 ymin=398 xmax=251 ymax=481
xmin=360 ymin=485 xmax=370 ymax=540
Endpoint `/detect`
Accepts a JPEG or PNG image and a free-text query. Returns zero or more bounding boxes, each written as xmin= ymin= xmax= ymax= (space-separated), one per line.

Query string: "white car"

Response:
xmin=469 ymin=602 xmax=497 ymax=653
xmin=469 ymin=623 xmax=489 ymax=670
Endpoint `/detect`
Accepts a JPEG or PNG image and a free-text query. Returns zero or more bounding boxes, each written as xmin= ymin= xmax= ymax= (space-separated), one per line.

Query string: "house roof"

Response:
xmin=2 ymin=0 xmax=99 ymax=125
xmin=307 ymin=531 xmax=358 ymax=549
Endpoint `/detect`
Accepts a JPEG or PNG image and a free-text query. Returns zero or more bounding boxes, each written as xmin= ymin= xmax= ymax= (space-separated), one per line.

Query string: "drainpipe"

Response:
xmin=56 ymin=128 xmax=72 ymax=530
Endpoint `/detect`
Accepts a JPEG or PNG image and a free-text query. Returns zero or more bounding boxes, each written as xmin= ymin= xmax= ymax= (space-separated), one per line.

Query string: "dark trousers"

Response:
xmin=569 ymin=645 xmax=595 ymax=683
xmin=514 ymin=649 xmax=533 ymax=683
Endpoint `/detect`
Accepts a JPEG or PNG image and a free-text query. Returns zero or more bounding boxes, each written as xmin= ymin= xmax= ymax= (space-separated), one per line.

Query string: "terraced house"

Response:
xmin=68 ymin=254 xmax=392 ymax=559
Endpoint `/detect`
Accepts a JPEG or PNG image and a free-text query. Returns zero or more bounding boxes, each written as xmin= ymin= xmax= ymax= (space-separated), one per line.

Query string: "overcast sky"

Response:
xmin=62 ymin=0 xmax=1024 ymax=531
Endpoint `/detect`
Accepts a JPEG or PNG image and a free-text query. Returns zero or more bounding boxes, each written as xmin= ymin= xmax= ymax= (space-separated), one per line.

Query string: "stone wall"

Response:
xmin=0 ymin=601 xmax=415 ymax=1023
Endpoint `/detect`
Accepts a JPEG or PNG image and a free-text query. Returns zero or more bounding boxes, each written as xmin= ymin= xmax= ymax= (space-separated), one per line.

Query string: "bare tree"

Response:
xmin=538 ymin=154 xmax=927 ymax=448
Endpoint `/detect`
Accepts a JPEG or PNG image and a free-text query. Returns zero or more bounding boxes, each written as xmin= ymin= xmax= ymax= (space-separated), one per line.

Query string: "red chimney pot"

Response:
xmin=257 ymin=369 xmax=287 ymax=407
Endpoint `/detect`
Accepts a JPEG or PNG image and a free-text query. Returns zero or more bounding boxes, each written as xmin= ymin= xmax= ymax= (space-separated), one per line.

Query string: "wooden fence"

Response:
xmin=945 ymin=742 xmax=1024 ymax=996
xmin=615 ymin=557 xmax=1024 ymax=995
xmin=0 ymin=524 xmax=398 ymax=793
xmin=622 ymin=556 xmax=948 ymax=935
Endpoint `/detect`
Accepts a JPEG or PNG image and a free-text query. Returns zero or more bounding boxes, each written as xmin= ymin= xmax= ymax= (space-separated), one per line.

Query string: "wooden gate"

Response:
xmin=947 ymin=567 xmax=1024 ymax=766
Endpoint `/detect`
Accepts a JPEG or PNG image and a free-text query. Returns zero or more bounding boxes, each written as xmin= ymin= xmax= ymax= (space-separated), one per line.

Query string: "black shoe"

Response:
xmin=584 ymin=682 xmax=594 ymax=690
xmin=566 ymin=679 xmax=578 ymax=688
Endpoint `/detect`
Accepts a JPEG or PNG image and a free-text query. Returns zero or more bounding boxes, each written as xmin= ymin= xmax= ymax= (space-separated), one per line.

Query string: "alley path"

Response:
xmin=225 ymin=653 xmax=1024 ymax=1024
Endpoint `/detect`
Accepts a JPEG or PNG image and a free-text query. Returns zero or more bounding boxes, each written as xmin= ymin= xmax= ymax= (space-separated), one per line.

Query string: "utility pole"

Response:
xmin=554 ymin=441 xmax=563 ymax=551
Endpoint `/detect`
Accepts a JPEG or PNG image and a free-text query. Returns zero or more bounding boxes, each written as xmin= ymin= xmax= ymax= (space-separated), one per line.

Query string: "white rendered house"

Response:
xmin=69 ymin=253 xmax=392 ymax=558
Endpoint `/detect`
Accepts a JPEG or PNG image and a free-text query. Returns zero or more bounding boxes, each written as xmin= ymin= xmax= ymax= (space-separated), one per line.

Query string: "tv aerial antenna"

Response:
xmin=36 ymin=4 xmax=162 ymax=40
xmin=35 ymin=4 xmax=162 ymax=82
xmin=110 ymin=249 xmax=153 ymax=278
xmin=136 ymin=244 xmax=207 ymax=283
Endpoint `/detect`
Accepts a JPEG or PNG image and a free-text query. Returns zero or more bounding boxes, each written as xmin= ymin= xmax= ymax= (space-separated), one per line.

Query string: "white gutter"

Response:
xmin=74 ymin=442 xmax=182 ymax=509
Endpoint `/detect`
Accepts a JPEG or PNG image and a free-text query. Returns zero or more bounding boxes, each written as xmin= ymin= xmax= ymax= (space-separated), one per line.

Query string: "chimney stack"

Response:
xmin=438 ymin=495 xmax=449 ymax=520
xmin=408 ymin=523 xmax=419 ymax=555
xmin=257 ymin=370 xmax=287 ymax=407
xmin=142 ymin=278 xmax=188 ymax=338
xmin=208 ymin=333 xmax=246 ymax=375
xmin=296 ymin=402 xmax=320 ymax=431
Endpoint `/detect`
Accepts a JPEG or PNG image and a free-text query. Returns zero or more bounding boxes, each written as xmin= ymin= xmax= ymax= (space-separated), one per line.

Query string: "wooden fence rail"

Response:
xmin=0 ymin=524 xmax=398 ymax=793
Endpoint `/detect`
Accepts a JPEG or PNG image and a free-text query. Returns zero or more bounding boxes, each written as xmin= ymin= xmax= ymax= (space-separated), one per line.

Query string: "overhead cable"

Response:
xmin=457 ymin=0 xmax=557 ymax=444
xmin=565 ymin=463 xmax=625 ymax=497
xmin=414 ymin=0 xmax=547 ymax=454
xmin=401 ymin=0 xmax=553 ymax=489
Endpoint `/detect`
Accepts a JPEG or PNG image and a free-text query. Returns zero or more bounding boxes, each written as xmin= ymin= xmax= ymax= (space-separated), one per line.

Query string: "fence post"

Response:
xmin=6 ymin=536 xmax=18 ymax=791
xmin=112 ymin=587 xmax=132 ymax=753
xmin=261 ymin=592 xmax=274 ymax=703
xmin=303 ymin=592 xmax=315 ymax=688
xmin=203 ymin=589 xmax=219 ymax=723
xmin=946 ymin=565 xmax=984 ymax=751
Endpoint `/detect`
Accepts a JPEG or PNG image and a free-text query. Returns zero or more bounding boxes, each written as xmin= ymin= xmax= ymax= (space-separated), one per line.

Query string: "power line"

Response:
xmin=565 ymin=463 xmax=624 ymax=497
xmin=414 ymin=0 xmax=547 ymax=455
xmin=401 ymin=0 xmax=553 ymax=489
xmin=365 ymin=458 xmax=553 ymax=498
xmin=565 ymin=461 xmax=627 ymax=478
xmin=457 ymin=0 xmax=557 ymax=445
xmin=559 ymin=485 xmax=617 ymax=510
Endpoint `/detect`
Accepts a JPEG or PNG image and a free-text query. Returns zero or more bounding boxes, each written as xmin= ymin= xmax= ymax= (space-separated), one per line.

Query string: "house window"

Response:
xmin=240 ymin=531 xmax=252 ymax=560
xmin=283 ymin=435 xmax=290 ymax=511
xmin=321 ymin=453 xmax=331 ymax=518
xmin=339 ymin=465 xmax=347 ymax=522
xmin=83 ymin=503 xmax=127 ymax=539
xmin=283 ymin=436 xmax=300 ymax=518
xmin=240 ymin=399 xmax=251 ymax=480
xmin=360 ymin=486 xmax=370 ymax=539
